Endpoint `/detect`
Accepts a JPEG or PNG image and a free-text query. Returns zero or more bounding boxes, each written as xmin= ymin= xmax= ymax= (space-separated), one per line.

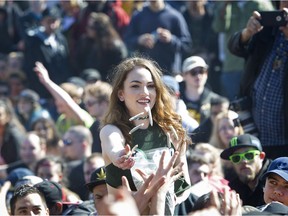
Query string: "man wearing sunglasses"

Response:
xmin=220 ymin=134 xmax=272 ymax=207
xmin=179 ymin=56 xmax=222 ymax=124
xmin=62 ymin=125 xmax=93 ymax=201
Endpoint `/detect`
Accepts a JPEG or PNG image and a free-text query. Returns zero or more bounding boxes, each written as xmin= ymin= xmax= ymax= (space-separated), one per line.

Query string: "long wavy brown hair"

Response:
xmin=88 ymin=12 xmax=121 ymax=50
xmin=101 ymin=56 xmax=191 ymax=150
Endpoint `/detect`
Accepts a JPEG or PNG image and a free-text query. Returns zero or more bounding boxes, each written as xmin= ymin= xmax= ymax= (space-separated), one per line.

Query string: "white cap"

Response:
xmin=182 ymin=56 xmax=208 ymax=72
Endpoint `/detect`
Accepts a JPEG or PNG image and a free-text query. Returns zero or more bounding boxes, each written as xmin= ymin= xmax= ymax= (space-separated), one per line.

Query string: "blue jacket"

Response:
xmin=124 ymin=4 xmax=192 ymax=74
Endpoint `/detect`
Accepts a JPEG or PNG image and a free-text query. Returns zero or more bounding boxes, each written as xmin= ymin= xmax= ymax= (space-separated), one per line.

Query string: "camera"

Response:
xmin=229 ymin=97 xmax=258 ymax=136
xmin=229 ymin=96 xmax=252 ymax=112
xmin=259 ymin=10 xmax=288 ymax=27
xmin=237 ymin=110 xmax=258 ymax=136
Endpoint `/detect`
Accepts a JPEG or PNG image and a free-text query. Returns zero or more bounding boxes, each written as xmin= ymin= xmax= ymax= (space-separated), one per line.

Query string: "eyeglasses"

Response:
xmin=189 ymin=68 xmax=206 ymax=76
xmin=85 ymin=100 xmax=99 ymax=107
xmin=229 ymin=150 xmax=260 ymax=164
xmin=63 ymin=139 xmax=73 ymax=146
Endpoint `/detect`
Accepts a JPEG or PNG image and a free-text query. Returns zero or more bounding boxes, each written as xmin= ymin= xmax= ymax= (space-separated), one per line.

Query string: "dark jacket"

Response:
xmin=191 ymin=117 xmax=213 ymax=144
xmin=124 ymin=4 xmax=192 ymax=74
xmin=1 ymin=123 xmax=25 ymax=164
xmin=90 ymin=120 xmax=102 ymax=153
xmin=67 ymin=160 xmax=88 ymax=201
xmin=228 ymin=27 xmax=288 ymax=144
xmin=179 ymin=82 xmax=222 ymax=124
xmin=75 ymin=36 xmax=127 ymax=81
xmin=229 ymin=158 xmax=271 ymax=207
xmin=23 ymin=28 xmax=72 ymax=98
xmin=0 ymin=5 xmax=22 ymax=53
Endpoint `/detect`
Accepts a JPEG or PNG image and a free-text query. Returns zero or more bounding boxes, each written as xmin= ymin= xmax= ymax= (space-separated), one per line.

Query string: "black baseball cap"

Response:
xmin=85 ymin=166 xmax=106 ymax=192
xmin=220 ymin=134 xmax=262 ymax=160
xmin=81 ymin=69 xmax=102 ymax=82
xmin=34 ymin=180 xmax=63 ymax=206
xmin=41 ymin=7 xmax=61 ymax=20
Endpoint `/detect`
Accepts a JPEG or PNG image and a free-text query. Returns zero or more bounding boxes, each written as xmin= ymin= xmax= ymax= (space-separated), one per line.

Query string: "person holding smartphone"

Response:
xmin=228 ymin=1 xmax=288 ymax=159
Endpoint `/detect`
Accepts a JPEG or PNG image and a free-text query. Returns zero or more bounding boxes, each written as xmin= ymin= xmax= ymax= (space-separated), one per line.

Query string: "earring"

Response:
xmin=119 ymin=97 xmax=124 ymax=101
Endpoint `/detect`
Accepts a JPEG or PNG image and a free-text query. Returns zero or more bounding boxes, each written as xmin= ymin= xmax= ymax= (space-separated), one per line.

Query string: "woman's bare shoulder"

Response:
xmin=100 ymin=124 xmax=126 ymax=152
xmin=100 ymin=124 xmax=122 ymax=136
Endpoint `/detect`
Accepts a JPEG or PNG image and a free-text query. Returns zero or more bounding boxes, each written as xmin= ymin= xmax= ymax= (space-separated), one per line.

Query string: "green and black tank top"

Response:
xmin=105 ymin=123 xmax=168 ymax=191
xmin=105 ymin=122 xmax=190 ymax=196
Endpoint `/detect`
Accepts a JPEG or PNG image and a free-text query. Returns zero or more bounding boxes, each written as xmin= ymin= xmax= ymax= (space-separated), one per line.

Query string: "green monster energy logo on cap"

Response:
xmin=230 ymin=137 xmax=238 ymax=147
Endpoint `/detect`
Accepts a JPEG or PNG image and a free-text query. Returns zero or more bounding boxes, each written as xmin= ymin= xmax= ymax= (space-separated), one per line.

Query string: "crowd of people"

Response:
xmin=0 ymin=0 xmax=287 ymax=215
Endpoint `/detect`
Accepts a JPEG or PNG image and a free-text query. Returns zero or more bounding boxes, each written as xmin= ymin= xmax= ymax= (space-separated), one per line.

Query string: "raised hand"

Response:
xmin=97 ymin=187 xmax=140 ymax=216
xmin=33 ymin=61 xmax=51 ymax=84
xmin=121 ymin=173 xmax=164 ymax=213
xmin=210 ymin=187 xmax=242 ymax=216
xmin=113 ymin=144 xmax=135 ymax=170
xmin=241 ymin=11 xmax=262 ymax=43
xmin=135 ymin=151 xmax=183 ymax=215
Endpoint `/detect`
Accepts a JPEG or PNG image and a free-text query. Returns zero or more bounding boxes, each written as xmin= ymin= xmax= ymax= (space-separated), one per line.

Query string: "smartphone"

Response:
xmin=259 ymin=11 xmax=288 ymax=27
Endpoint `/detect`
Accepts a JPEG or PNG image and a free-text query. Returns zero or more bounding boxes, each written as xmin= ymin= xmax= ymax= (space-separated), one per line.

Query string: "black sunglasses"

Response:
xmin=189 ymin=68 xmax=206 ymax=76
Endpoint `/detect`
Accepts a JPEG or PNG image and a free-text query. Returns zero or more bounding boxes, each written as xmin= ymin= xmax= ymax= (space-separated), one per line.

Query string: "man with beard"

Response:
xmin=220 ymin=134 xmax=271 ymax=206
